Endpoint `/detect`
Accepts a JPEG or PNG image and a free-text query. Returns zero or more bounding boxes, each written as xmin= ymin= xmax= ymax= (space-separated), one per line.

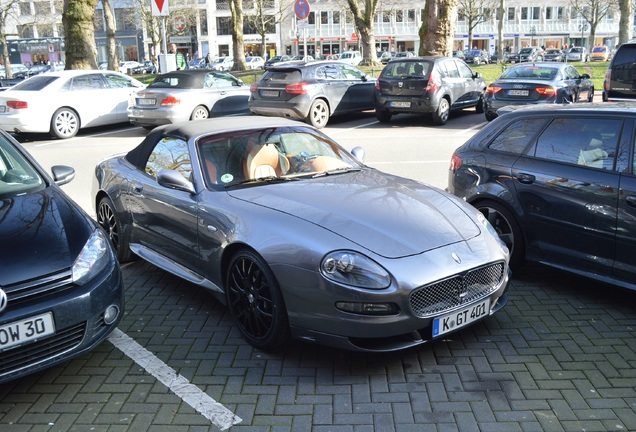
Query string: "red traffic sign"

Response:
xmin=294 ymin=0 xmax=310 ymax=20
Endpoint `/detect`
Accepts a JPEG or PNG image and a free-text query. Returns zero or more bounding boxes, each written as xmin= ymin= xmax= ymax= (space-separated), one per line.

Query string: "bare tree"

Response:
xmin=229 ymin=0 xmax=246 ymax=70
xmin=617 ymin=0 xmax=632 ymax=44
xmin=457 ymin=0 xmax=498 ymax=49
xmin=244 ymin=0 xmax=294 ymax=59
xmin=496 ymin=0 xmax=504 ymax=63
xmin=569 ymin=0 xmax=618 ymax=48
xmin=419 ymin=0 xmax=458 ymax=56
xmin=101 ymin=0 xmax=118 ymax=70
xmin=345 ymin=0 xmax=381 ymax=65
xmin=63 ymin=0 xmax=98 ymax=69
xmin=0 ymin=0 xmax=21 ymax=78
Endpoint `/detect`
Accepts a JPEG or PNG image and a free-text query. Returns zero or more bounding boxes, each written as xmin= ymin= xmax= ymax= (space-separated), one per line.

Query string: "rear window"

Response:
xmin=11 ymin=76 xmax=58 ymax=91
xmin=381 ymin=61 xmax=431 ymax=78
xmin=500 ymin=65 xmax=558 ymax=80
xmin=611 ymin=43 xmax=636 ymax=67
xmin=260 ymin=70 xmax=302 ymax=83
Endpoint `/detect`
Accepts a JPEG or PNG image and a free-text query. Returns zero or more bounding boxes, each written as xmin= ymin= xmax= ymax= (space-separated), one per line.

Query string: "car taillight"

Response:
xmin=535 ymin=87 xmax=556 ymax=96
xmin=286 ymin=82 xmax=308 ymax=94
xmin=450 ymin=153 xmax=462 ymax=171
xmin=425 ymin=72 xmax=440 ymax=92
xmin=486 ymin=85 xmax=502 ymax=94
xmin=7 ymin=100 xmax=27 ymax=109
xmin=250 ymin=83 xmax=258 ymax=92
xmin=160 ymin=96 xmax=180 ymax=106
xmin=375 ymin=80 xmax=381 ymax=91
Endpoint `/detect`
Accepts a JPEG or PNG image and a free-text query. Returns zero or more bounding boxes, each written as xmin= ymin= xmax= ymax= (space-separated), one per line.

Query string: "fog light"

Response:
xmin=103 ymin=305 xmax=120 ymax=325
xmin=336 ymin=302 xmax=399 ymax=315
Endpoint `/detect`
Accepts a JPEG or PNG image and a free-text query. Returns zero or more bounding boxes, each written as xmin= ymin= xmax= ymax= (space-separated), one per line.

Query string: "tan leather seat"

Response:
xmin=245 ymin=143 xmax=290 ymax=179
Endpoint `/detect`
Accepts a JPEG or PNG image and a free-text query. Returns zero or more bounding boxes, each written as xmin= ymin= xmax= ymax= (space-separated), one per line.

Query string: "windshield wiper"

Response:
xmin=225 ymin=176 xmax=298 ymax=188
xmin=312 ymin=167 xmax=361 ymax=178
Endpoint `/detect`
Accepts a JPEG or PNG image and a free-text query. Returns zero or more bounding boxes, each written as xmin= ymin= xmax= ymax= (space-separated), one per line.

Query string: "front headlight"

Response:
xmin=321 ymin=251 xmax=391 ymax=289
xmin=476 ymin=211 xmax=510 ymax=256
xmin=72 ymin=229 xmax=112 ymax=285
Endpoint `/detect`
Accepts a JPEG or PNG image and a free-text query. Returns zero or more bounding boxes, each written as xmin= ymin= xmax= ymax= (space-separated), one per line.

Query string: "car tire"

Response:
xmin=587 ymin=87 xmax=595 ymax=102
xmin=307 ymin=99 xmax=329 ymax=128
xmin=97 ymin=196 xmax=133 ymax=263
xmin=375 ymin=109 xmax=392 ymax=123
xmin=225 ymin=249 xmax=290 ymax=350
xmin=432 ymin=97 xmax=450 ymax=125
xmin=50 ymin=107 xmax=80 ymax=139
xmin=475 ymin=94 xmax=485 ymax=114
xmin=474 ymin=200 xmax=524 ymax=269
xmin=190 ymin=105 xmax=210 ymax=120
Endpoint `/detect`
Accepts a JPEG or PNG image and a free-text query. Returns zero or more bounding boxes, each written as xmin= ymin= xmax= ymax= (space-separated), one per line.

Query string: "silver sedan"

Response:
xmin=128 ymin=69 xmax=250 ymax=129
xmin=93 ymin=116 xmax=510 ymax=352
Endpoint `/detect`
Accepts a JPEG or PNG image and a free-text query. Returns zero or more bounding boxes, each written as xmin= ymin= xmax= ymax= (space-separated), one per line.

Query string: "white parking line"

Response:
xmin=108 ymin=328 xmax=242 ymax=430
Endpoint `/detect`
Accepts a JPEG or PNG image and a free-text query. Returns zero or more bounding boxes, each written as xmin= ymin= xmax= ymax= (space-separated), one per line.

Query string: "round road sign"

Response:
xmin=294 ymin=0 xmax=310 ymax=20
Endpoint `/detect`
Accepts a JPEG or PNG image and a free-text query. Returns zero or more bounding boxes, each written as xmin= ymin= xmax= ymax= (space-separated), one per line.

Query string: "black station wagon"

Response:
xmin=448 ymin=103 xmax=636 ymax=291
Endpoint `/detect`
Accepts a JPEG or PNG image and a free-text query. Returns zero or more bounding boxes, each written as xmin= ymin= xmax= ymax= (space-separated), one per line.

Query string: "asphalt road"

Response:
xmin=1 ymin=111 xmax=635 ymax=432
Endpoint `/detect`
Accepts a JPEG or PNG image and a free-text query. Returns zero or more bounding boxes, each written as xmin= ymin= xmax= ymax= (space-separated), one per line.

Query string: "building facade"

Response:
xmin=1 ymin=0 xmax=627 ymax=66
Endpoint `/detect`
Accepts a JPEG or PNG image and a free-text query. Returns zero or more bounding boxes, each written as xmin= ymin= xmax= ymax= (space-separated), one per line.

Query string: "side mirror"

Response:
xmin=581 ymin=73 xmax=590 ymax=79
xmin=351 ymin=146 xmax=365 ymax=163
xmin=157 ymin=169 xmax=195 ymax=194
xmin=51 ymin=165 xmax=75 ymax=186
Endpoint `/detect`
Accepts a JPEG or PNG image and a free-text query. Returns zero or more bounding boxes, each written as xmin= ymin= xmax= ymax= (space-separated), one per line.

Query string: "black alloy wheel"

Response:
xmin=97 ymin=196 xmax=133 ymax=262
xmin=475 ymin=201 xmax=524 ymax=269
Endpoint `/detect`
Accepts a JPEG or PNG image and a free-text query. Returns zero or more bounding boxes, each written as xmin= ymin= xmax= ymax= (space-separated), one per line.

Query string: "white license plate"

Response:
xmin=508 ymin=89 xmax=529 ymax=96
xmin=0 ymin=312 xmax=55 ymax=351
xmin=137 ymin=98 xmax=156 ymax=105
xmin=261 ymin=90 xmax=279 ymax=97
xmin=432 ymin=299 xmax=490 ymax=337
xmin=390 ymin=101 xmax=411 ymax=108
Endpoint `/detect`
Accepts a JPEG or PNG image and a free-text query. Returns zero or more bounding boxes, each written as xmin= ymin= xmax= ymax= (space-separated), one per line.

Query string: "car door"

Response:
xmin=102 ymin=72 xmax=144 ymax=123
xmin=511 ymin=115 xmax=621 ymax=275
xmin=127 ymin=136 xmax=201 ymax=271
xmin=207 ymin=72 xmax=250 ymax=116
xmin=314 ymin=64 xmax=349 ymax=113
xmin=449 ymin=59 xmax=481 ymax=108
xmin=337 ymin=64 xmax=375 ymax=112
xmin=613 ymin=119 xmax=636 ymax=284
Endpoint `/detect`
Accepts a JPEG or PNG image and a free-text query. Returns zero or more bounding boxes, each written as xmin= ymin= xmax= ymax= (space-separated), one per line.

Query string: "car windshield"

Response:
xmin=570 ymin=48 xmax=582 ymax=53
xmin=0 ymin=134 xmax=44 ymax=199
xmin=546 ymin=49 xmax=560 ymax=54
xmin=519 ymin=48 xmax=533 ymax=54
xmin=500 ymin=65 xmax=558 ymax=80
xmin=196 ymin=126 xmax=362 ymax=188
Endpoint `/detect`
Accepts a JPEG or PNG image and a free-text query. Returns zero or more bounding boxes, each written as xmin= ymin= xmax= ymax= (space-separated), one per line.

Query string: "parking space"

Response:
xmin=1 ymin=258 xmax=634 ymax=431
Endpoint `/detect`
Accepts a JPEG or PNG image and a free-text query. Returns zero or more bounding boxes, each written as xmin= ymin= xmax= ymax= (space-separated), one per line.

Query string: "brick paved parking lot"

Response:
xmin=1 ymin=261 xmax=635 ymax=432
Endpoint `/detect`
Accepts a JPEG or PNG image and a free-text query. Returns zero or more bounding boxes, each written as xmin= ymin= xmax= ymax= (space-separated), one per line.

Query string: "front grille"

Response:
xmin=410 ymin=262 xmax=505 ymax=317
xmin=3 ymin=269 xmax=73 ymax=306
xmin=0 ymin=322 xmax=86 ymax=377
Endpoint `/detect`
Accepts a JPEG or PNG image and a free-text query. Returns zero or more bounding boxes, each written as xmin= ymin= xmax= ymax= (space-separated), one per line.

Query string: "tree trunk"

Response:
xmin=102 ymin=0 xmax=118 ymax=70
xmin=618 ymin=0 xmax=632 ymax=45
xmin=497 ymin=0 xmax=504 ymax=63
xmin=346 ymin=0 xmax=380 ymax=65
xmin=229 ymin=0 xmax=246 ymax=70
xmin=420 ymin=0 xmax=458 ymax=56
xmin=62 ymin=0 xmax=99 ymax=69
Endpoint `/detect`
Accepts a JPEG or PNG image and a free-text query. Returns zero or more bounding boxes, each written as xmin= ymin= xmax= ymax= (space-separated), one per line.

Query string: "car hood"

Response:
xmin=227 ymin=170 xmax=481 ymax=258
xmin=0 ymin=187 xmax=93 ymax=286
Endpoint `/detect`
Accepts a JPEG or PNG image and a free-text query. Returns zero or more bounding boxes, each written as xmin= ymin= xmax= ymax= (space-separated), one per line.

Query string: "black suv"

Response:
xmin=448 ymin=103 xmax=636 ymax=291
xmin=374 ymin=56 xmax=486 ymax=125
xmin=603 ymin=41 xmax=636 ymax=101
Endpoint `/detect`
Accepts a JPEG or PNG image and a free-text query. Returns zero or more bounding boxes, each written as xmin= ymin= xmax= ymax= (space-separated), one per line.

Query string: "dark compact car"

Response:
xmin=13 ymin=64 xmax=50 ymax=80
xmin=517 ymin=47 xmax=544 ymax=62
xmin=128 ymin=69 xmax=250 ymax=128
xmin=249 ymin=61 xmax=375 ymax=128
xmin=603 ymin=41 xmax=636 ymax=102
xmin=93 ymin=116 xmax=510 ymax=352
xmin=543 ymin=49 xmax=566 ymax=62
xmin=448 ymin=103 xmax=636 ymax=291
xmin=131 ymin=60 xmax=157 ymax=74
xmin=374 ymin=56 xmax=486 ymax=125
xmin=463 ymin=49 xmax=490 ymax=65
xmin=0 ymin=131 xmax=124 ymax=383
xmin=483 ymin=62 xmax=594 ymax=121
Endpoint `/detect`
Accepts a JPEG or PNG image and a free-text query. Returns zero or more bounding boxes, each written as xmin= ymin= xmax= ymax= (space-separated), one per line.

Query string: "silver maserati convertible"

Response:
xmin=93 ymin=116 xmax=510 ymax=352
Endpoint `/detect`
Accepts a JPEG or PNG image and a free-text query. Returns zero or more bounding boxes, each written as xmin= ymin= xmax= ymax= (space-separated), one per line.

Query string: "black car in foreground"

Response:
xmin=484 ymin=62 xmax=594 ymax=121
xmin=448 ymin=103 xmax=636 ymax=291
xmin=0 ymin=131 xmax=124 ymax=383
xmin=374 ymin=56 xmax=486 ymax=125
xmin=249 ymin=60 xmax=375 ymax=128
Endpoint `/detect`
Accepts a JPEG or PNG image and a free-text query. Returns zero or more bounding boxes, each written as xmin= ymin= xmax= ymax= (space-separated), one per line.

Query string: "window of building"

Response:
xmin=20 ymin=3 xmax=31 ymax=16
xmin=333 ymin=11 xmax=340 ymax=24
xmin=521 ymin=6 xmax=540 ymax=20
xmin=321 ymin=11 xmax=328 ymax=24
xmin=17 ymin=25 xmax=34 ymax=38
xmin=200 ymin=12 xmax=208 ymax=35
xmin=217 ymin=16 xmax=231 ymax=35
xmin=115 ymin=8 xmax=136 ymax=31
xmin=94 ymin=9 xmax=105 ymax=32
xmin=546 ymin=7 xmax=564 ymax=20
xmin=507 ymin=7 xmax=515 ymax=20
xmin=37 ymin=25 xmax=54 ymax=38
xmin=34 ymin=1 xmax=50 ymax=15
xmin=382 ymin=11 xmax=391 ymax=23
xmin=307 ymin=11 xmax=315 ymax=25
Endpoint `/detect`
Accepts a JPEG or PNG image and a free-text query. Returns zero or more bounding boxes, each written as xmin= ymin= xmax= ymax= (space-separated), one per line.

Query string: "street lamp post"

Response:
xmin=531 ymin=26 xmax=536 ymax=47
